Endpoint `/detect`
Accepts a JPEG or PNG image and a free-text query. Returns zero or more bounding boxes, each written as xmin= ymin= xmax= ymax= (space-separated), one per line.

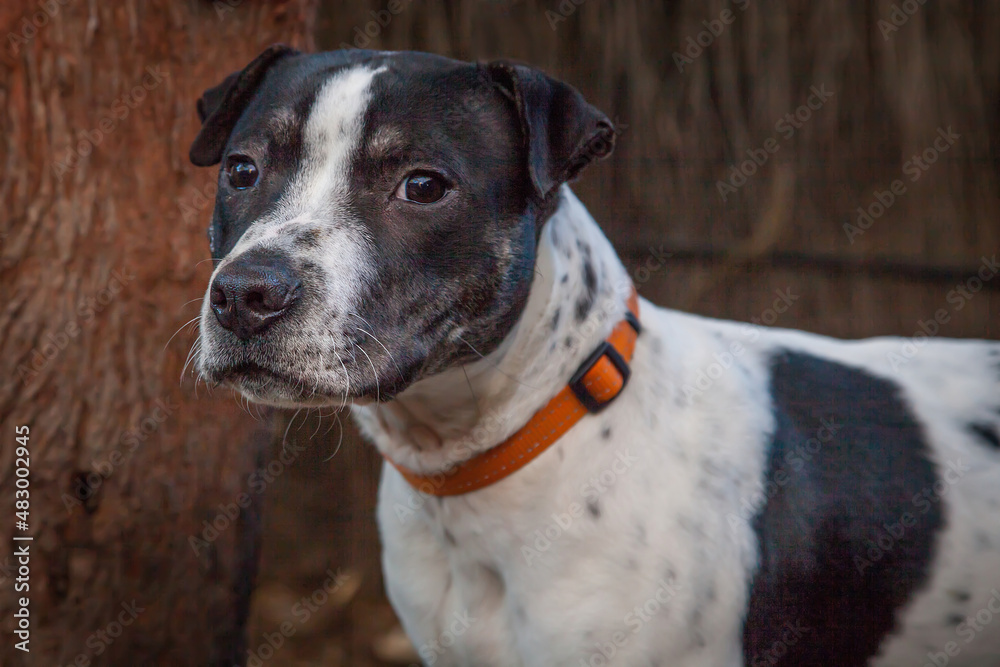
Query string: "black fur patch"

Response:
xmin=968 ymin=421 xmax=1000 ymax=450
xmin=342 ymin=53 xmax=539 ymax=387
xmin=743 ymin=350 xmax=943 ymax=666
xmin=575 ymin=294 xmax=593 ymax=323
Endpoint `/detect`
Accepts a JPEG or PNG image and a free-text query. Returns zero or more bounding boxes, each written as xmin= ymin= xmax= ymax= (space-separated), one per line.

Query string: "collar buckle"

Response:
xmin=568 ymin=340 xmax=631 ymax=413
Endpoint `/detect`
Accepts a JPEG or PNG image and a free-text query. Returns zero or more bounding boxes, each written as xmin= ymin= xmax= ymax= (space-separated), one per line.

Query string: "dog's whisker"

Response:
xmin=253 ymin=392 xmax=267 ymax=421
xmin=349 ymin=314 xmax=405 ymax=383
xmin=456 ymin=335 xmax=539 ymax=391
xmin=322 ymin=411 xmax=345 ymax=462
xmin=311 ymin=406 xmax=324 ymax=440
xmin=296 ymin=404 xmax=310 ymax=431
xmin=461 ymin=364 xmax=482 ymax=419
xmin=165 ymin=315 xmax=203 ymax=354
xmin=181 ymin=338 xmax=202 ymax=384
xmin=354 ymin=340 xmax=381 ymax=405
xmin=193 ymin=370 xmax=206 ymax=399
xmin=178 ymin=296 xmax=206 ymax=311
xmin=322 ymin=410 xmax=340 ymax=439
xmin=282 ymin=409 xmax=303 ymax=454
xmin=334 ymin=350 xmax=350 ymax=411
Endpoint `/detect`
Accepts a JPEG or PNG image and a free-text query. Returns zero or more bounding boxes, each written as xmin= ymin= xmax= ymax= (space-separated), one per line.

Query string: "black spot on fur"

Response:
xmin=601 ymin=426 xmax=612 ymax=439
xmin=550 ymin=307 xmax=561 ymax=331
xmin=946 ymin=613 xmax=964 ymax=627
xmin=587 ymin=500 xmax=601 ymax=519
xmin=968 ymin=421 xmax=1000 ymax=450
xmin=575 ymin=294 xmax=593 ymax=322
xmin=950 ymin=590 xmax=972 ymax=603
xmin=561 ymin=274 xmax=569 ymax=284
xmin=443 ymin=529 xmax=457 ymax=547
xmin=564 ymin=336 xmax=573 ymax=348
xmin=583 ymin=260 xmax=597 ymax=299
xmin=743 ymin=350 xmax=943 ymax=667
xmin=294 ymin=228 xmax=322 ymax=248
xmin=688 ymin=606 xmax=704 ymax=642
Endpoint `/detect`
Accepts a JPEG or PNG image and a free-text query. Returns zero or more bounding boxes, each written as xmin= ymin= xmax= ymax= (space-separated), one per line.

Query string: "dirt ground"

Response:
xmin=247 ymin=410 xmax=417 ymax=667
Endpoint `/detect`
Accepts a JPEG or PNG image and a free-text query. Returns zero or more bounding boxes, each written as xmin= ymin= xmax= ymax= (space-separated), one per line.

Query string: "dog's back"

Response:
xmin=656 ymin=305 xmax=1000 ymax=666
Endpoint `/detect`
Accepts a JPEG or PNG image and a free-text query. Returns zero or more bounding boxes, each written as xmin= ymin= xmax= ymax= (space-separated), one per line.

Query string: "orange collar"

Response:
xmin=385 ymin=288 xmax=641 ymax=496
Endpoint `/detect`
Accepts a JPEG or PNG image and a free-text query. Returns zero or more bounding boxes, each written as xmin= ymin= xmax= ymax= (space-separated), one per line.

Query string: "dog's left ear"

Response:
xmin=483 ymin=61 xmax=615 ymax=202
xmin=189 ymin=44 xmax=300 ymax=167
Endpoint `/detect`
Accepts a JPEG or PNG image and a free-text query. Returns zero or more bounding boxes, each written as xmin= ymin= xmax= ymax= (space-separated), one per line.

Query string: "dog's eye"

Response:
xmin=396 ymin=172 xmax=449 ymax=204
xmin=226 ymin=156 xmax=259 ymax=190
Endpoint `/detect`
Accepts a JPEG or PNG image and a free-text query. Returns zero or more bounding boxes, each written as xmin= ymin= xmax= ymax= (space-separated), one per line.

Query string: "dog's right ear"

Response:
xmin=189 ymin=44 xmax=300 ymax=167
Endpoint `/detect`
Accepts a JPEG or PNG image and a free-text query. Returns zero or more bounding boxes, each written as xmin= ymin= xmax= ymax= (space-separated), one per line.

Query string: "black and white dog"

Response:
xmin=189 ymin=45 xmax=1000 ymax=666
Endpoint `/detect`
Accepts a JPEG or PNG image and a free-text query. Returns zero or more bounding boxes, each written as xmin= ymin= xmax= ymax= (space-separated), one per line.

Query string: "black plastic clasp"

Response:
xmin=624 ymin=309 xmax=642 ymax=335
xmin=568 ymin=341 xmax=631 ymax=413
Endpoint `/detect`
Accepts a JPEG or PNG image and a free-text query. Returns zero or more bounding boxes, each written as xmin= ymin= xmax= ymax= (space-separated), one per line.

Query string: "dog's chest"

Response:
xmin=376 ymin=323 xmax=771 ymax=666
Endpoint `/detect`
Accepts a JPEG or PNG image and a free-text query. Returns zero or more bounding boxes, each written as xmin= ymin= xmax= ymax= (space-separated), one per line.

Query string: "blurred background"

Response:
xmin=1 ymin=1 xmax=997 ymax=665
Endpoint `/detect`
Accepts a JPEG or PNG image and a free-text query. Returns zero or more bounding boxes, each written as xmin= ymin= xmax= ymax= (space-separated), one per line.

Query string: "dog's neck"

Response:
xmin=352 ymin=187 xmax=634 ymax=475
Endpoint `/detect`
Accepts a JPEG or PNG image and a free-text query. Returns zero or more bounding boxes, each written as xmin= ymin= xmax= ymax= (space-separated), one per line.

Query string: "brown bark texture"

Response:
xmin=0 ymin=2 xmax=317 ymax=665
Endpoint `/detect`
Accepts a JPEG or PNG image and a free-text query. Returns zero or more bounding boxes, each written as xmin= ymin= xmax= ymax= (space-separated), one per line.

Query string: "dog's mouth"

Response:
xmin=207 ymin=358 xmax=394 ymax=408
xmin=211 ymin=361 xmax=343 ymax=408
xmin=195 ymin=301 xmax=433 ymax=408
xmin=219 ymin=361 xmax=301 ymax=388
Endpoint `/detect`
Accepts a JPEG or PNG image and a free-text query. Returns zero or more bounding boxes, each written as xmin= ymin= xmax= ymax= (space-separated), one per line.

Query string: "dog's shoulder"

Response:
xmin=640 ymin=303 xmax=1000 ymax=664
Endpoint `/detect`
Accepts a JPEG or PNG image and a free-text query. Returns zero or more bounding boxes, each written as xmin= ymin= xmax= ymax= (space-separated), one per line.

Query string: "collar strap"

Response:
xmin=386 ymin=288 xmax=641 ymax=497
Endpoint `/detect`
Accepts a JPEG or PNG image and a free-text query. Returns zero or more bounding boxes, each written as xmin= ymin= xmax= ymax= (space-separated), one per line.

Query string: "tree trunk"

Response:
xmin=0 ymin=2 xmax=316 ymax=665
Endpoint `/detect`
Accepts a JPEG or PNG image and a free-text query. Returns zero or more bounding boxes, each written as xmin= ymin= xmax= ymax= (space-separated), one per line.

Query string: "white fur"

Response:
xmin=359 ymin=188 xmax=1000 ymax=666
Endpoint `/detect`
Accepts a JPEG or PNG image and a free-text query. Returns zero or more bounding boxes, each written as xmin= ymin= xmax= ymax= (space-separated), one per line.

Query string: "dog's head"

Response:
xmin=190 ymin=45 xmax=615 ymax=407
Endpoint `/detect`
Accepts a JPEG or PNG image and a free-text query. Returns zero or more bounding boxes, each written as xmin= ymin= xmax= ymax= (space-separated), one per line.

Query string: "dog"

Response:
xmin=189 ymin=45 xmax=1000 ymax=666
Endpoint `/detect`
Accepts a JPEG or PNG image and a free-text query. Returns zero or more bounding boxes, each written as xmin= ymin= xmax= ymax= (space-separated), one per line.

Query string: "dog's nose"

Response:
xmin=210 ymin=253 xmax=301 ymax=340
